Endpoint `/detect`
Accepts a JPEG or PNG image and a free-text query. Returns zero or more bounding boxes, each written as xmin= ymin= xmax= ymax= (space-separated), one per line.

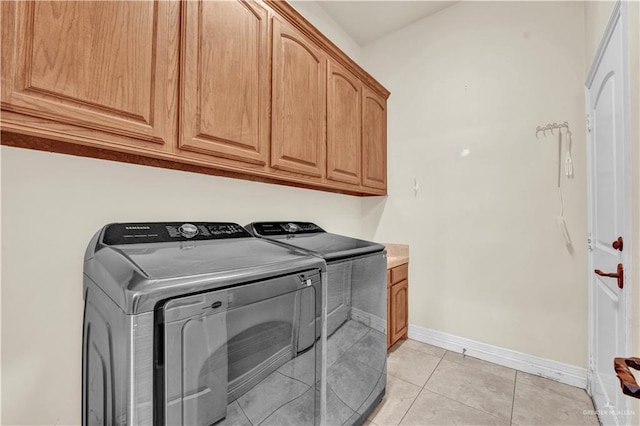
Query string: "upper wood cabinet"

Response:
xmin=179 ymin=0 xmax=269 ymax=166
xmin=1 ymin=0 xmax=389 ymax=195
xmin=271 ymin=18 xmax=326 ymax=178
xmin=0 ymin=1 xmax=178 ymax=149
xmin=362 ymin=87 xmax=388 ymax=190
xmin=326 ymin=61 xmax=361 ymax=185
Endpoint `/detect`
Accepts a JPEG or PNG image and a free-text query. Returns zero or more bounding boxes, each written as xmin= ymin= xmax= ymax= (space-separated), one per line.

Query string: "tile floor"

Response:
xmin=367 ymin=339 xmax=600 ymax=426
xmin=220 ymin=319 xmax=387 ymax=426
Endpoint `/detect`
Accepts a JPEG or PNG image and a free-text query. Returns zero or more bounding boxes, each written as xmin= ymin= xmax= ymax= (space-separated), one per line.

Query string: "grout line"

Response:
xmin=424 ymin=387 xmax=508 ymax=423
xmin=395 ymin=351 xmax=444 ymax=425
xmin=443 ymin=349 xmax=516 ymax=374
xmin=276 ymin=368 xmax=314 ymax=389
xmin=439 ymin=350 xmax=518 ymax=384
xmin=422 ymin=353 xmax=444 ymax=389
xmin=329 ymin=322 xmax=370 ymax=368
xmin=510 ymin=371 xmax=518 ymax=425
xmin=394 ymin=344 xmax=444 ymax=363
xmin=328 ymin=381 xmax=357 ymax=418
xmin=419 ymin=347 xmax=513 ymax=424
xmin=404 ymin=338 xmax=448 ymax=359
xmin=255 ymin=375 xmax=313 ymax=426
xmin=235 ymin=398 xmax=254 ymax=426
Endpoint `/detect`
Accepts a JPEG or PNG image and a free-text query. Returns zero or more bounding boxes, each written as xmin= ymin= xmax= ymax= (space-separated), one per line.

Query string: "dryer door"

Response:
xmin=158 ymin=271 xmax=322 ymax=426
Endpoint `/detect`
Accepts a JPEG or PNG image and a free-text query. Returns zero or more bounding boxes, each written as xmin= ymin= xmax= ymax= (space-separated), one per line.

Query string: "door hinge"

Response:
xmin=587 ymin=235 xmax=594 ymax=250
xmin=586 ymin=114 xmax=592 ymax=133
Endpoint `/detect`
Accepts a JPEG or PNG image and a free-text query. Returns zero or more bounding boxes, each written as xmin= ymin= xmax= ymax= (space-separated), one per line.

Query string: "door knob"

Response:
xmin=594 ymin=263 xmax=624 ymax=289
xmin=612 ymin=236 xmax=623 ymax=251
xmin=614 ymin=357 xmax=640 ymax=399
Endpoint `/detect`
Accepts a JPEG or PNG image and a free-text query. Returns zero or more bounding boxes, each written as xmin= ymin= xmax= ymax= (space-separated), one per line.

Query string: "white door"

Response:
xmin=586 ymin=2 xmax=631 ymax=425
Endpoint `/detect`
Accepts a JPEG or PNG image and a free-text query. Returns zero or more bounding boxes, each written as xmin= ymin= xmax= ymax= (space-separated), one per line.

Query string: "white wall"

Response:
xmin=360 ymin=1 xmax=589 ymax=368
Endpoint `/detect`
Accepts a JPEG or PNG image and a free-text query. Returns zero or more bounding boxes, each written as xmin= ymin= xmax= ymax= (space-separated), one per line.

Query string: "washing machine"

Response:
xmin=246 ymin=222 xmax=387 ymax=425
xmin=82 ymin=222 xmax=326 ymax=426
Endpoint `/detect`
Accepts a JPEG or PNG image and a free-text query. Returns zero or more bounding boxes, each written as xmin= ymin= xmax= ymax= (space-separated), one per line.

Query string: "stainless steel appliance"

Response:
xmin=82 ymin=222 xmax=325 ymax=426
xmin=246 ymin=222 xmax=387 ymax=425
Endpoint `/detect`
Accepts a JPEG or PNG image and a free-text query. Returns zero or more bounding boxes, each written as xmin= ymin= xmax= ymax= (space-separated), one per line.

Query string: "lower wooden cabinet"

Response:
xmin=388 ymin=263 xmax=409 ymax=348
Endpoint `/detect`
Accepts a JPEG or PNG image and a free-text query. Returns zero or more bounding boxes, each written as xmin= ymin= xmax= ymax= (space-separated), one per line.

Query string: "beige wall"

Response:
xmin=0 ymin=146 xmax=364 ymax=425
xmin=585 ymin=0 xmax=618 ymax=68
xmin=290 ymin=0 xmax=363 ymax=64
xmin=360 ymin=1 xmax=589 ymax=367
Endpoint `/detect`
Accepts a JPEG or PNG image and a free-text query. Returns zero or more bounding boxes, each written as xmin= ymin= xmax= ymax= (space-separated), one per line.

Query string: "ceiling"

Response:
xmin=316 ymin=1 xmax=458 ymax=46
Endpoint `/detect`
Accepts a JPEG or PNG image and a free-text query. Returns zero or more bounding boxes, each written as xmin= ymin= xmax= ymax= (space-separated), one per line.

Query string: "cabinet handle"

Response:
xmin=594 ymin=263 xmax=624 ymax=289
xmin=614 ymin=357 xmax=640 ymax=399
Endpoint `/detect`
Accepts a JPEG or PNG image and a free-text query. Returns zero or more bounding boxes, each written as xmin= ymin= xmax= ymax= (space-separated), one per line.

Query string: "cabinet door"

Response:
xmin=327 ymin=61 xmax=361 ymax=185
xmin=390 ymin=279 xmax=408 ymax=344
xmin=362 ymin=87 xmax=387 ymax=190
xmin=1 ymin=1 xmax=177 ymax=148
xmin=180 ymin=0 xmax=269 ymax=165
xmin=271 ymin=18 xmax=326 ymax=178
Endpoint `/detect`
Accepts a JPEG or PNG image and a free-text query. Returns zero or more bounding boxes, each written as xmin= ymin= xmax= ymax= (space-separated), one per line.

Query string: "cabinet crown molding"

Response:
xmin=265 ymin=0 xmax=390 ymax=100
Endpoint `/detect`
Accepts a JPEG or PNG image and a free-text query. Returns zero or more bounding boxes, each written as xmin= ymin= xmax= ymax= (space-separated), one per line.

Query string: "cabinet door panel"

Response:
xmin=362 ymin=87 xmax=387 ymax=189
xmin=391 ymin=279 xmax=408 ymax=344
xmin=3 ymin=1 xmax=176 ymax=147
xmin=271 ymin=18 xmax=326 ymax=178
xmin=327 ymin=61 xmax=360 ymax=185
xmin=391 ymin=263 xmax=408 ymax=283
xmin=180 ymin=0 xmax=269 ymax=165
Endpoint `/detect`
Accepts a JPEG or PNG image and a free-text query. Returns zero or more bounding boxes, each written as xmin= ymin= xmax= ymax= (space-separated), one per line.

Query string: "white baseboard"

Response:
xmin=408 ymin=324 xmax=588 ymax=389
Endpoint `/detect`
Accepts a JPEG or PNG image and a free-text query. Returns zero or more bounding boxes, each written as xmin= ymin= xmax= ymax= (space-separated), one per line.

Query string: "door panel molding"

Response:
xmin=3 ymin=1 xmax=175 ymax=146
xmin=179 ymin=0 xmax=269 ymax=165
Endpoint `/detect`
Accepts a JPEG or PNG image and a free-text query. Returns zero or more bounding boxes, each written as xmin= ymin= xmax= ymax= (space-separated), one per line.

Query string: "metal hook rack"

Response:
xmin=536 ymin=121 xmax=570 ymax=139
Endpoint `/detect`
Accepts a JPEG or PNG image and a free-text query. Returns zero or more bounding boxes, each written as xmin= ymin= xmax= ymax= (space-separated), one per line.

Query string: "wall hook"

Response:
xmin=536 ymin=121 xmax=569 ymax=139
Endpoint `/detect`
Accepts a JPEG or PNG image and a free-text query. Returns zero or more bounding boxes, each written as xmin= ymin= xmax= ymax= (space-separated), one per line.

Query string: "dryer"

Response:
xmin=82 ymin=222 xmax=325 ymax=426
xmin=246 ymin=221 xmax=387 ymax=425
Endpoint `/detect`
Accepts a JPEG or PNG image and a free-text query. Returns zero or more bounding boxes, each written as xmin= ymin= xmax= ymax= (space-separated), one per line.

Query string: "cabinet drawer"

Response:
xmin=391 ymin=263 xmax=408 ymax=283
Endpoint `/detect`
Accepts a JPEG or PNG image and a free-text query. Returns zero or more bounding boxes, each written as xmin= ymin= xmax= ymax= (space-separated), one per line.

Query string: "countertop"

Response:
xmin=384 ymin=243 xmax=409 ymax=269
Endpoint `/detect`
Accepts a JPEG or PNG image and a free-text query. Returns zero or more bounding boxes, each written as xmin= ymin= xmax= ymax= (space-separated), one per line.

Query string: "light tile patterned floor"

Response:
xmin=367 ymin=339 xmax=600 ymax=426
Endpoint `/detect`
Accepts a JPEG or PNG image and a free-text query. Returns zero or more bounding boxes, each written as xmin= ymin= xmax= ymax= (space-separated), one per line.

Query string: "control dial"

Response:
xmin=283 ymin=223 xmax=299 ymax=233
xmin=178 ymin=223 xmax=199 ymax=238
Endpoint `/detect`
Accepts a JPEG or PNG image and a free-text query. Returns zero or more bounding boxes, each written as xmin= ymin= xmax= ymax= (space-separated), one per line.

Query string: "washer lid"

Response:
xmin=246 ymin=222 xmax=385 ymax=262
xmin=84 ymin=222 xmax=325 ymax=313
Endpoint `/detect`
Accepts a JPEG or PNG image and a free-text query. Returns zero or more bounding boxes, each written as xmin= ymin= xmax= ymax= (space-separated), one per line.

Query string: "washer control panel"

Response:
xmin=250 ymin=222 xmax=324 ymax=236
xmin=103 ymin=222 xmax=252 ymax=245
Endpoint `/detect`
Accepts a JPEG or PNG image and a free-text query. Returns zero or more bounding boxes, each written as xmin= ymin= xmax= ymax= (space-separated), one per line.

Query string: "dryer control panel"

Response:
xmin=249 ymin=222 xmax=324 ymax=236
xmin=103 ymin=222 xmax=252 ymax=245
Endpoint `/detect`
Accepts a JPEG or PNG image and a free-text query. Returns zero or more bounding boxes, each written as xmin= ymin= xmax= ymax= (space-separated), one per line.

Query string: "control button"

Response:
xmin=178 ymin=223 xmax=199 ymax=238
xmin=283 ymin=223 xmax=299 ymax=233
